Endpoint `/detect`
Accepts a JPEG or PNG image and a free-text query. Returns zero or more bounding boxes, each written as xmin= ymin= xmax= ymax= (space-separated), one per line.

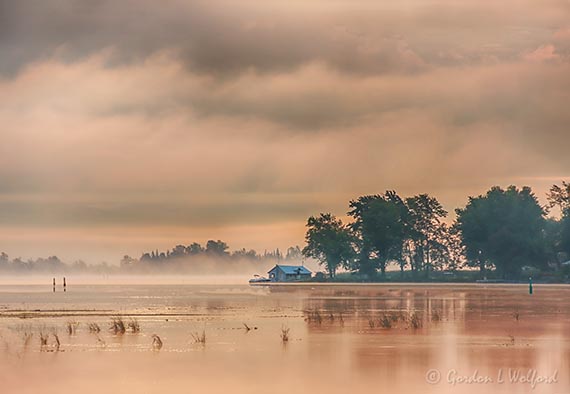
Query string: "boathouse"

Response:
xmin=268 ymin=264 xmax=312 ymax=282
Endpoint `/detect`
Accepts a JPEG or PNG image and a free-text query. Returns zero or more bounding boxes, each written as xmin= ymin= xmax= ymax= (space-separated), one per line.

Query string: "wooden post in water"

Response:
xmin=63 ymin=277 xmax=67 ymax=292
xmin=53 ymin=278 xmax=56 ymax=293
xmin=529 ymin=277 xmax=533 ymax=295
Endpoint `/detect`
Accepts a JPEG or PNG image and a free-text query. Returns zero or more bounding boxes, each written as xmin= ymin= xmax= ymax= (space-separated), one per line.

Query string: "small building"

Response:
xmin=268 ymin=264 xmax=312 ymax=282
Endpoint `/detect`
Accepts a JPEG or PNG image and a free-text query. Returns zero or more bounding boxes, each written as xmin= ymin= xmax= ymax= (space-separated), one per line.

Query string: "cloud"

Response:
xmin=1 ymin=51 xmax=569 ymax=195
xmin=1 ymin=0 xmax=568 ymax=76
xmin=523 ymin=44 xmax=559 ymax=62
xmin=0 ymin=0 xmax=569 ymax=262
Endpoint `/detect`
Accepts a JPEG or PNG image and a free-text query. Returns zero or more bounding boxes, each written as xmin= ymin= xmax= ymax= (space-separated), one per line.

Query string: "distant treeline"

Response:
xmin=0 ymin=243 xmax=302 ymax=275
xmin=1 ymin=182 xmax=569 ymax=282
xmin=303 ymin=182 xmax=570 ymax=281
xmin=0 ymin=253 xmax=114 ymax=274
xmin=121 ymin=242 xmax=302 ymax=274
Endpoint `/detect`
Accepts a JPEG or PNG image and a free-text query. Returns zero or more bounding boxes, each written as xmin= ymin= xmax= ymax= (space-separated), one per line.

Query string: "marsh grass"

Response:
xmin=110 ymin=317 xmax=126 ymax=334
xmin=23 ymin=332 xmax=33 ymax=348
xmin=96 ymin=335 xmax=106 ymax=347
xmin=281 ymin=326 xmax=290 ymax=343
xmin=39 ymin=332 xmax=48 ymax=348
xmin=66 ymin=321 xmax=79 ymax=335
xmin=305 ymin=310 xmax=323 ymax=325
xmin=88 ymin=322 xmax=101 ymax=333
xmin=191 ymin=330 xmax=206 ymax=344
xmin=243 ymin=323 xmax=257 ymax=332
xmin=152 ymin=334 xmax=163 ymax=350
xmin=127 ymin=318 xmax=141 ymax=333
xmin=52 ymin=333 xmax=61 ymax=351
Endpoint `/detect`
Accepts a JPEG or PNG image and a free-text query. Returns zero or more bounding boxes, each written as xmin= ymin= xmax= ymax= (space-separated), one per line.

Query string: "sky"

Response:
xmin=0 ymin=0 xmax=569 ymax=264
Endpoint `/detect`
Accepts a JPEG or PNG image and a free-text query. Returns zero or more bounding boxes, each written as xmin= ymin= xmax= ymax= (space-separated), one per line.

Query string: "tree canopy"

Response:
xmin=347 ymin=192 xmax=409 ymax=277
xmin=547 ymin=181 xmax=570 ymax=258
xmin=455 ymin=186 xmax=546 ymax=278
xmin=302 ymin=213 xmax=355 ymax=278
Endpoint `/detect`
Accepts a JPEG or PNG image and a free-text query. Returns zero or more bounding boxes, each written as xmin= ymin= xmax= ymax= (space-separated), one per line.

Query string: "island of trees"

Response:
xmin=303 ymin=182 xmax=570 ymax=282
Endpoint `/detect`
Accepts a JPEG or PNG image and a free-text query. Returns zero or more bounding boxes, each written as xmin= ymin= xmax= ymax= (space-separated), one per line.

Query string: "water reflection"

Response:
xmin=0 ymin=284 xmax=569 ymax=393
xmin=294 ymin=285 xmax=570 ymax=393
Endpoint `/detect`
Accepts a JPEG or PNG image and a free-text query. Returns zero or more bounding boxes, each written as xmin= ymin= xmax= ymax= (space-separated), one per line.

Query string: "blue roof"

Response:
xmin=269 ymin=264 xmax=311 ymax=275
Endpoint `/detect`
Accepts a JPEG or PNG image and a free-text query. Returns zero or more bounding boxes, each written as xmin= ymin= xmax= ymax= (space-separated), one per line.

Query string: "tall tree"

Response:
xmin=186 ymin=243 xmax=205 ymax=255
xmin=444 ymin=223 xmax=466 ymax=271
xmin=205 ymin=240 xmax=229 ymax=256
xmin=302 ymin=213 xmax=355 ymax=278
xmin=348 ymin=191 xmax=408 ymax=277
xmin=543 ymin=218 xmax=564 ymax=268
xmin=405 ymin=194 xmax=448 ymax=275
xmin=456 ymin=186 xmax=546 ymax=279
xmin=285 ymin=246 xmax=302 ymax=261
xmin=547 ymin=181 xmax=570 ymax=259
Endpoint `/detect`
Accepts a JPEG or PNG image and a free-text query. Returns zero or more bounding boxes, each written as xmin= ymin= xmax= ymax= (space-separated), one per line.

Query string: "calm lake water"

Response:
xmin=0 ymin=283 xmax=569 ymax=394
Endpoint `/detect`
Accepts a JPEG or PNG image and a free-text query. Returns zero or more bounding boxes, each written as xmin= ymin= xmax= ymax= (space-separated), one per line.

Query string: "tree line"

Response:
xmin=0 ymin=253 xmax=113 ymax=274
xmin=302 ymin=182 xmax=570 ymax=280
xmin=0 ymin=243 xmax=303 ymax=274
xmin=122 ymin=241 xmax=302 ymax=273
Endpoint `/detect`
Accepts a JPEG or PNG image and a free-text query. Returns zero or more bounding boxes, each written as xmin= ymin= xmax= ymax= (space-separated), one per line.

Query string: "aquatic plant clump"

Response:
xmin=88 ymin=323 xmax=101 ymax=333
xmin=281 ymin=326 xmax=290 ymax=342
xmin=128 ymin=318 xmax=141 ymax=333
xmin=191 ymin=330 xmax=206 ymax=344
xmin=110 ymin=317 xmax=126 ymax=334
xmin=152 ymin=334 xmax=163 ymax=350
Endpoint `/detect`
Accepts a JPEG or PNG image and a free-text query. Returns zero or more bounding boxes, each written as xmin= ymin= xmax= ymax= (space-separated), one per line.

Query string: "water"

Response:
xmin=0 ymin=283 xmax=569 ymax=393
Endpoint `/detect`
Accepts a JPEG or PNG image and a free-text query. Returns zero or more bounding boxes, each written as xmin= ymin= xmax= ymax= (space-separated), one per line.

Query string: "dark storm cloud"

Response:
xmin=0 ymin=0 xmax=418 ymax=76
xmin=2 ymin=0 xmax=567 ymax=77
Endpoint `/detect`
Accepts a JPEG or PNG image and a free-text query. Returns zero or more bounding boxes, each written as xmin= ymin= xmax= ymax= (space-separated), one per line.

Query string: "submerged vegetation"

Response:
xmin=152 ymin=334 xmax=163 ymax=350
xmin=191 ymin=330 xmax=206 ymax=344
xmin=304 ymin=308 xmax=429 ymax=332
xmin=0 ymin=296 xmax=536 ymax=357
xmin=110 ymin=317 xmax=126 ymax=335
xmin=66 ymin=321 xmax=79 ymax=335
xmin=280 ymin=326 xmax=290 ymax=343
xmin=128 ymin=318 xmax=141 ymax=333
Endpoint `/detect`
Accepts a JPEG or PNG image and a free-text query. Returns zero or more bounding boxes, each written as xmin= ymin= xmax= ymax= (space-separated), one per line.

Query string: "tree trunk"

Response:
xmin=425 ymin=238 xmax=431 ymax=278
xmin=479 ymin=258 xmax=486 ymax=279
xmin=328 ymin=262 xmax=336 ymax=279
xmin=358 ymin=252 xmax=375 ymax=280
